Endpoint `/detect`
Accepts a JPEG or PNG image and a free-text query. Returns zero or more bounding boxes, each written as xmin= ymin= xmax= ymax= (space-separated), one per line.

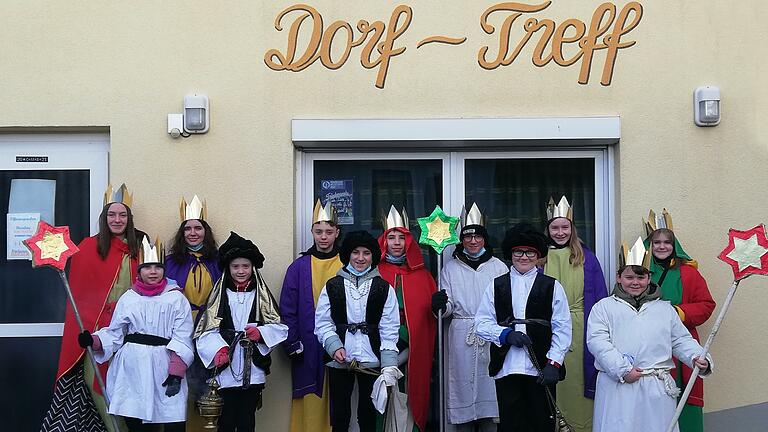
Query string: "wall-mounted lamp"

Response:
xmin=168 ymin=94 xmax=209 ymax=138
xmin=694 ymin=86 xmax=720 ymax=127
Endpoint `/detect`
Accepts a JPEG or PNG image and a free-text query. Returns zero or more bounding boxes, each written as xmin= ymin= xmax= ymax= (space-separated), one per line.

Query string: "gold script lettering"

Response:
xmin=264 ymin=4 xmax=413 ymax=89
xmin=478 ymin=1 xmax=643 ymax=85
xmin=264 ymin=4 xmax=323 ymax=71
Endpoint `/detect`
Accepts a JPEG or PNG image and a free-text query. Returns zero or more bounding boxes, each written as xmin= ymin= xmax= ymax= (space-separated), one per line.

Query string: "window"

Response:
xmin=294 ymin=118 xmax=617 ymax=282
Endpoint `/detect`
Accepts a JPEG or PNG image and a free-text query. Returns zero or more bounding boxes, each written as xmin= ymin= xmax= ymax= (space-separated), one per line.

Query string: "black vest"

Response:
xmin=218 ymin=288 xmax=272 ymax=375
xmin=326 ymin=274 xmax=389 ymax=359
xmin=488 ymin=271 xmax=566 ymax=380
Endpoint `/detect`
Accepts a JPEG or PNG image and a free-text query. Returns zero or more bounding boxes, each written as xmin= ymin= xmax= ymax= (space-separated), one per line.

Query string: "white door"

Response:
xmin=0 ymin=133 xmax=108 ymax=431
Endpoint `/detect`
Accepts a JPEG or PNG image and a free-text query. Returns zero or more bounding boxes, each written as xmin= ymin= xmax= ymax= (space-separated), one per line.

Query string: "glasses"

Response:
xmin=463 ymin=235 xmax=484 ymax=241
xmin=511 ymin=250 xmax=538 ymax=258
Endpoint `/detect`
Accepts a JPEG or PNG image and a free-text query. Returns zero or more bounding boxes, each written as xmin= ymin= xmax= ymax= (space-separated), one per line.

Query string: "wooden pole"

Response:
xmin=665 ymin=279 xmax=740 ymax=432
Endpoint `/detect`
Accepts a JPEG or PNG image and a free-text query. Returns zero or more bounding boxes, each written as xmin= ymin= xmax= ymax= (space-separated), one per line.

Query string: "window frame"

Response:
xmin=294 ymin=117 xmax=618 ymax=286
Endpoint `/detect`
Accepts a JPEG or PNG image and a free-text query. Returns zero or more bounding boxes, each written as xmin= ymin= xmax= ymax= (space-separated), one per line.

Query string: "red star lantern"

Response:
xmin=718 ymin=224 xmax=768 ymax=280
xmin=22 ymin=221 xmax=79 ymax=271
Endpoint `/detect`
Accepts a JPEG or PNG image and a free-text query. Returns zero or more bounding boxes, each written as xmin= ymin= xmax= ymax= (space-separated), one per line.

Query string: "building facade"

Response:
xmin=0 ymin=1 xmax=766 ymax=430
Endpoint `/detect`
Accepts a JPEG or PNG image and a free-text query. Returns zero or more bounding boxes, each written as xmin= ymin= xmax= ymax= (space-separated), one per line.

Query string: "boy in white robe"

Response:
xmin=195 ymin=231 xmax=288 ymax=432
xmin=434 ymin=205 xmax=508 ymax=431
xmin=587 ymin=240 xmax=712 ymax=432
xmin=77 ymin=237 xmax=194 ymax=431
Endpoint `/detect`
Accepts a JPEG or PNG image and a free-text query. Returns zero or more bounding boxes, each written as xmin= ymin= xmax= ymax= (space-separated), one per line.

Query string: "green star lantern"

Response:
xmin=417 ymin=205 xmax=460 ymax=253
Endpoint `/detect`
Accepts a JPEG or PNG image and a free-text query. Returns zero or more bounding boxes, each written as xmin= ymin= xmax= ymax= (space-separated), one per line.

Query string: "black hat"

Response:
xmin=501 ymin=223 xmax=548 ymax=260
xmin=339 ymin=230 xmax=381 ymax=267
xmin=218 ymin=231 xmax=265 ymax=269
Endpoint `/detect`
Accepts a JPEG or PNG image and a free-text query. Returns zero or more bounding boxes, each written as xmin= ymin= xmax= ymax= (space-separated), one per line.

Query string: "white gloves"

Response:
xmin=371 ymin=366 xmax=403 ymax=413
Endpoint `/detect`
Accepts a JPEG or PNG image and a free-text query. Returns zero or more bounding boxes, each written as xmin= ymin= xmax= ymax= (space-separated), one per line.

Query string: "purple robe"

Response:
xmin=279 ymin=254 xmax=328 ymax=398
xmin=582 ymin=246 xmax=607 ymax=398
xmin=164 ymin=253 xmax=222 ymax=320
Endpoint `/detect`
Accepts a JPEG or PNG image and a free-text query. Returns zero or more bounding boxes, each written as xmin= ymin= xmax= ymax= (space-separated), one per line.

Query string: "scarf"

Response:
xmin=133 ymin=278 xmax=168 ymax=297
xmin=612 ymin=282 xmax=660 ymax=310
xmin=301 ymin=244 xmax=339 ymax=260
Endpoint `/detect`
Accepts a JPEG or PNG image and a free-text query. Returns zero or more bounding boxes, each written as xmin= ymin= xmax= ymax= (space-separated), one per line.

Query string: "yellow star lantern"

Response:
xmin=417 ymin=205 xmax=459 ymax=253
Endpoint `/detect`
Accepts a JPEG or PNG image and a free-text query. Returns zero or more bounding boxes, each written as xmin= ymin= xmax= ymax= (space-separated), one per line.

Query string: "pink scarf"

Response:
xmin=133 ymin=278 xmax=168 ymax=297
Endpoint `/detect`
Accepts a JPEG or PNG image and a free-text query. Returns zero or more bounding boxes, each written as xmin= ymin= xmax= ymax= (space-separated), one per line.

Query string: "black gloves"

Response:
xmin=77 ymin=331 xmax=93 ymax=348
xmin=431 ymin=290 xmax=448 ymax=315
xmin=162 ymin=375 xmax=183 ymax=397
xmin=538 ymin=363 xmax=560 ymax=386
xmin=505 ymin=331 xmax=532 ymax=348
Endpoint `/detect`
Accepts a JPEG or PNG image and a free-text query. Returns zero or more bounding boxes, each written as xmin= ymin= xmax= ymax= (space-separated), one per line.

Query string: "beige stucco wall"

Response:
xmin=2 ymin=0 xmax=766 ymax=428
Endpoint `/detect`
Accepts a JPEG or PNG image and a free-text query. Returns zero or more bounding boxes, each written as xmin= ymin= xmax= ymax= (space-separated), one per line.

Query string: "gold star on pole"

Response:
xmin=726 ymin=234 xmax=768 ymax=271
xmin=37 ymin=231 xmax=70 ymax=261
xmin=426 ymin=218 xmax=452 ymax=245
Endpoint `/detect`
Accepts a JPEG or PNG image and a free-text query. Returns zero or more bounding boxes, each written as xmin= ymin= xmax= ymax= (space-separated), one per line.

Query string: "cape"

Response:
xmin=582 ymin=246 xmax=608 ymax=398
xmin=57 ymin=235 xmax=137 ymax=380
xmin=279 ymin=254 xmax=335 ymax=398
xmin=164 ymin=253 xmax=221 ymax=308
xmin=668 ymin=263 xmax=715 ymax=407
xmin=377 ymin=227 xmax=437 ymax=431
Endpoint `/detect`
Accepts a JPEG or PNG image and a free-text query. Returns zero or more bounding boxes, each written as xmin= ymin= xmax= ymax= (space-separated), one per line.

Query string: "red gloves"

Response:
xmin=245 ymin=325 xmax=262 ymax=342
xmin=214 ymin=347 xmax=230 ymax=367
xmin=168 ymin=351 xmax=188 ymax=377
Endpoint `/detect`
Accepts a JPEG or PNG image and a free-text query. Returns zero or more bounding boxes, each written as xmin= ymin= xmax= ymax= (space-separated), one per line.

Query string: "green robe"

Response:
xmin=544 ymin=247 xmax=591 ymax=432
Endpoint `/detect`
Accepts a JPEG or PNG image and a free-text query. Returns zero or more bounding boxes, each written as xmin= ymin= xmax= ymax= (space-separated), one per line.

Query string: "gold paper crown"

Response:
xmin=546 ymin=196 xmax=573 ymax=221
xmin=180 ymin=195 xmax=207 ymax=222
xmin=312 ymin=199 xmax=338 ymax=224
xmin=383 ymin=205 xmax=409 ymax=231
xmin=619 ymin=236 xmax=650 ymax=269
xmin=103 ymin=183 xmax=133 ymax=208
xmin=139 ymin=236 xmax=164 ymax=266
xmin=643 ymin=208 xmax=674 ymax=237
xmin=461 ymin=203 xmax=485 ymax=227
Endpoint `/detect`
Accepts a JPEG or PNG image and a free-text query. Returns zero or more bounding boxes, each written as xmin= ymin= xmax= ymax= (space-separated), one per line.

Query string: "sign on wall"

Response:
xmin=265 ymin=1 xmax=643 ymax=88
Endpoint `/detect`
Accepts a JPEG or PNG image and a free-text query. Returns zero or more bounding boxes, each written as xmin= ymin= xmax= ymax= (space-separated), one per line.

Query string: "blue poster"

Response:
xmin=320 ymin=179 xmax=353 ymax=225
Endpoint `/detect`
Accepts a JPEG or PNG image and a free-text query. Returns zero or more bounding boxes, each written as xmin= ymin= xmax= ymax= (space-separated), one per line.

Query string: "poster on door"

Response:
xmin=7 ymin=213 xmax=40 ymax=260
xmin=320 ymin=179 xmax=354 ymax=225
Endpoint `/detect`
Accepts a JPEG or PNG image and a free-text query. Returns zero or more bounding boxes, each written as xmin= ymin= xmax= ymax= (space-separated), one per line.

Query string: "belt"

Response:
xmin=125 ymin=333 xmax=171 ymax=346
xmin=501 ymin=318 xmax=551 ymax=328
xmin=341 ymin=322 xmax=377 ymax=335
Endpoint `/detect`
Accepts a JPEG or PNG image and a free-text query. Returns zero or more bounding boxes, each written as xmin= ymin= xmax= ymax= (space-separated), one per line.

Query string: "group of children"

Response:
xmin=41 ymin=187 xmax=716 ymax=432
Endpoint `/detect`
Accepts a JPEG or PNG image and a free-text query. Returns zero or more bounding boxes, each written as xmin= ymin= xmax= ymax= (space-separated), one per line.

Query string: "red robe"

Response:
xmin=56 ymin=236 xmax=138 ymax=391
xmin=377 ymin=227 xmax=437 ymax=431
xmin=671 ymin=264 xmax=716 ymax=407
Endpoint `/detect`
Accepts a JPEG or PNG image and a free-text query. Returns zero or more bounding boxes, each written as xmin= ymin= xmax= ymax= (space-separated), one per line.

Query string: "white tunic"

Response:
xmin=314 ymin=271 xmax=400 ymax=367
xmin=587 ymin=295 xmax=712 ymax=432
xmin=475 ymin=266 xmax=572 ymax=378
xmin=196 ymin=289 xmax=288 ymax=389
xmin=93 ymin=285 xmax=194 ymax=423
xmin=439 ymin=255 xmax=508 ymax=424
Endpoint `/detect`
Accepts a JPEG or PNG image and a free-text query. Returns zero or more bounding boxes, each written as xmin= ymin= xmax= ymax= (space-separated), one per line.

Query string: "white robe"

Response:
xmin=196 ymin=289 xmax=288 ymax=389
xmin=93 ymin=285 xmax=194 ymax=423
xmin=587 ymin=295 xmax=713 ymax=432
xmin=439 ymin=255 xmax=508 ymax=424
